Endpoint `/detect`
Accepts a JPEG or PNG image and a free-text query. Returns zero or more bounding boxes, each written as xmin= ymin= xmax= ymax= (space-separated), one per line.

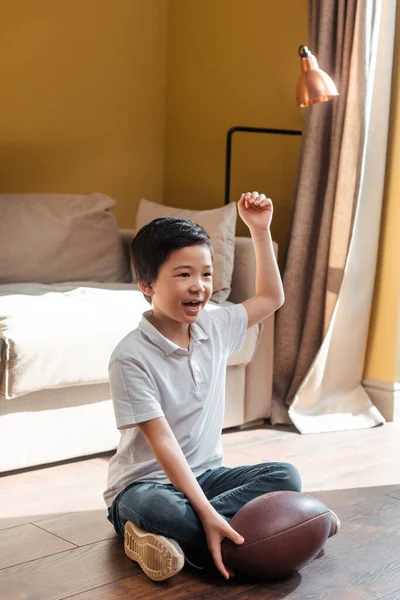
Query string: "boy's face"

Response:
xmin=142 ymin=244 xmax=213 ymax=325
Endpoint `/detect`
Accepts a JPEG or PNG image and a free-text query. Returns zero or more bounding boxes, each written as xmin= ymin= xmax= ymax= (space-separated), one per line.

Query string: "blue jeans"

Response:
xmin=108 ymin=461 xmax=302 ymax=568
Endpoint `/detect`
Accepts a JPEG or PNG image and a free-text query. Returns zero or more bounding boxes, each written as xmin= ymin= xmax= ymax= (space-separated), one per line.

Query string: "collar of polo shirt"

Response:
xmin=139 ymin=310 xmax=209 ymax=356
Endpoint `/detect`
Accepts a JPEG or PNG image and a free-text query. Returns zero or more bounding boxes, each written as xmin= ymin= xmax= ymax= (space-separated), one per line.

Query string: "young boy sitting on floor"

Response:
xmin=104 ymin=191 xmax=303 ymax=581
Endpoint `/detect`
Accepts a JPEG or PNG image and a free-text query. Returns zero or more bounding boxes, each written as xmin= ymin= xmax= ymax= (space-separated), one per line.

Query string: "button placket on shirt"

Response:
xmin=189 ymin=352 xmax=206 ymax=391
xmin=193 ymin=363 xmax=201 ymax=385
xmin=189 ymin=340 xmax=204 ymax=389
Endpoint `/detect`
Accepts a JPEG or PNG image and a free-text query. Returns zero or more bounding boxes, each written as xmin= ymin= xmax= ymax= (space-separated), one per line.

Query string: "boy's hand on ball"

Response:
xmin=238 ymin=191 xmax=273 ymax=231
xmin=201 ymin=510 xmax=244 ymax=579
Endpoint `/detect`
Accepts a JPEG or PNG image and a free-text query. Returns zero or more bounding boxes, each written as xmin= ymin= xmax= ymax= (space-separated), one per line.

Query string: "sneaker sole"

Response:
xmin=124 ymin=521 xmax=184 ymax=581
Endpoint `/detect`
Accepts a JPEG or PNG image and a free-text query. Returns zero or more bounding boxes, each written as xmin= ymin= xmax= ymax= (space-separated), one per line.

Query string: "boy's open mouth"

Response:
xmin=183 ymin=301 xmax=201 ymax=306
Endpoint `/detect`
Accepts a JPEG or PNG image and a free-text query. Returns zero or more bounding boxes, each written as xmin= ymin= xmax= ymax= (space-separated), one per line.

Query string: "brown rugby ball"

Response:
xmin=221 ymin=491 xmax=331 ymax=580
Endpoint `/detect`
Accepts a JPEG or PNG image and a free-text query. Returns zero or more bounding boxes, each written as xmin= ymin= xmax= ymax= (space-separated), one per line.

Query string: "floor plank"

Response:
xmin=310 ymin=485 xmax=400 ymax=511
xmin=0 ymin=458 xmax=108 ymax=525
xmin=1 ymin=420 xmax=399 ymax=599
xmin=61 ymin=568 xmax=256 ymax=600
xmin=386 ymin=486 xmax=400 ymax=500
xmin=36 ymin=509 xmax=116 ymax=546
xmin=0 ymin=523 xmax=75 ymax=570
xmin=0 ymin=538 xmax=137 ymax=600
xmin=0 ymin=512 xmax=61 ymax=532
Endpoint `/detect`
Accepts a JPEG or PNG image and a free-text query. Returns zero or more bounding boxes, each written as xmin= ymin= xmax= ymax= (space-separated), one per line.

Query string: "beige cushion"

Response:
xmin=0 ymin=193 xmax=130 ymax=284
xmin=135 ymin=198 xmax=237 ymax=303
xmin=0 ymin=283 xmax=260 ymax=399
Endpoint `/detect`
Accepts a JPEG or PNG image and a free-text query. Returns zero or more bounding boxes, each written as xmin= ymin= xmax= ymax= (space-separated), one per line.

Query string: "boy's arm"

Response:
xmin=138 ymin=416 xmax=244 ymax=579
xmin=239 ymin=192 xmax=285 ymax=328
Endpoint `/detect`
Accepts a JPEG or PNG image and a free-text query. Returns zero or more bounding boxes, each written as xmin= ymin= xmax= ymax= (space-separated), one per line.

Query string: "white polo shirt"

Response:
xmin=103 ymin=302 xmax=248 ymax=508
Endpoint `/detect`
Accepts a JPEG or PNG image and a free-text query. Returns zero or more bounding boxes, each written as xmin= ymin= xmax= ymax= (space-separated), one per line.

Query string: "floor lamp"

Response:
xmin=224 ymin=127 xmax=302 ymax=206
xmin=224 ymin=46 xmax=338 ymax=205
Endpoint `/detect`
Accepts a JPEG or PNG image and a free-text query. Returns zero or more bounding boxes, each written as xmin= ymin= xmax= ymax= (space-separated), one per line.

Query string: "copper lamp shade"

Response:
xmin=296 ymin=46 xmax=339 ymax=108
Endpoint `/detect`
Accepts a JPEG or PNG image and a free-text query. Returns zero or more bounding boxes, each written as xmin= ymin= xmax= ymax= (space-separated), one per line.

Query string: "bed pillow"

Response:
xmin=135 ymin=198 xmax=237 ymax=303
xmin=0 ymin=193 xmax=130 ymax=284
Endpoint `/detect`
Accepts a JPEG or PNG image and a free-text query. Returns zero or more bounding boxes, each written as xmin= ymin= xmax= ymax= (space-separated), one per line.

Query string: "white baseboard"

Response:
xmin=363 ymin=378 xmax=400 ymax=422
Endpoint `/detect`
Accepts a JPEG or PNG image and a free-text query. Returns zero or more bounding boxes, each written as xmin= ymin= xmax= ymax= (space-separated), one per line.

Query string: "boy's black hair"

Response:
xmin=131 ymin=217 xmax=213 ymax=304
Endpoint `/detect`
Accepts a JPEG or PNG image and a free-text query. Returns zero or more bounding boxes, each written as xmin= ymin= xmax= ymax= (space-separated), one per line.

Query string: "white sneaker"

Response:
xmin=328 ymin=510 xmax=341 ymax=537
xmin=124 ymin=521 xmax=185 ymax=581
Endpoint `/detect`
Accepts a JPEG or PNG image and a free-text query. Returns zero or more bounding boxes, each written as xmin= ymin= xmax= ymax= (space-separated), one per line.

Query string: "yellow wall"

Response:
xmin=0 ymin=0 xmax=306 ymax=255
xmin=164 ymin=0 xmax=306 ymax=255
xmin=364 ymin=5 xmax=400 ymax=384
xmin=164 ymin=0 xmax=400 ymax=385
xmin=3 ymin=1 xmax=397 ymax=384
xmin=0 ymin=0 xmax=167 ymax=227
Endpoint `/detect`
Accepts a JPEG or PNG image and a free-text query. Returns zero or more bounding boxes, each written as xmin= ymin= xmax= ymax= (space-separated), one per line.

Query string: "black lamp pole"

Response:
xmin=224 ymin=127 xmax=302 ymax=205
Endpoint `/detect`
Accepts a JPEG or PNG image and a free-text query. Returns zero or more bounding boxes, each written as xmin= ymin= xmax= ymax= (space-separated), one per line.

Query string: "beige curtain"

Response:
xmin=272 ymin=0 xmax=395 ymax=433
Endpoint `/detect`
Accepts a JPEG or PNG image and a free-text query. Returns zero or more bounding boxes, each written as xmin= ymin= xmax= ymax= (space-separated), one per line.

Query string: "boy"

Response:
xmin=104 ymin=192 xmax=302 ymax=581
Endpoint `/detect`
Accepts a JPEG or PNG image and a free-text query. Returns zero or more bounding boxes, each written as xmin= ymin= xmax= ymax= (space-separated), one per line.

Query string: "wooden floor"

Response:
xmin=1 ymin=420 xmax=400 ymax=600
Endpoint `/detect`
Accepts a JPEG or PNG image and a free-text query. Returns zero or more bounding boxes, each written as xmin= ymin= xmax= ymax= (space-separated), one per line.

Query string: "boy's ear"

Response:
xmin=137 ymin=280 xmax=154 ymax=297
